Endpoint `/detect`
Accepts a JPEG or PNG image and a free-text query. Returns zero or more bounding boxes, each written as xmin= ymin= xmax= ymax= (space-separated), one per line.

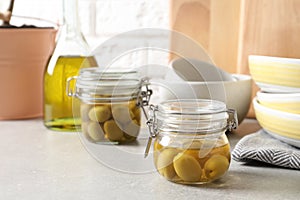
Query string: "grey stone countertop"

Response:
xmin=0 ymin=118 xmax=299 ymax=200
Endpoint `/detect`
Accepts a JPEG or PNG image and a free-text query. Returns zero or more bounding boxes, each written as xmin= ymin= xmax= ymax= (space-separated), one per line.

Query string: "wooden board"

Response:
xmin=169 ymin=0 xmax=211 ymax=62
xmin=208 ymin=0 xmax=241 ymax=74
xmin=170 ymin=0 xmax=300 ymax=117
xmin=237 ymin=0 xmax=300 ymax=73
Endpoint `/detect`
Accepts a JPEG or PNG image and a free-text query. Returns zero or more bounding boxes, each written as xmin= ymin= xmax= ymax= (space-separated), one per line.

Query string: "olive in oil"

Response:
xmin=154 ymin=140 xmax=231 ymax=183
xmin=80 ymin=100 xmax=141 ymax=143
xmin=44 ymin=55 xmax=97 ymax=131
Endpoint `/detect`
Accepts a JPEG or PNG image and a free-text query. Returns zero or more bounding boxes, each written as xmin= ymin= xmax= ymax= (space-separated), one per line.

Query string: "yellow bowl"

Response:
xmin=256 ymin=92 xmax=300 ymax=114
xmin=249 ymin=55 xmax=300 ymax=92
xmin=253 ymin=98 xmax=300 ymax=143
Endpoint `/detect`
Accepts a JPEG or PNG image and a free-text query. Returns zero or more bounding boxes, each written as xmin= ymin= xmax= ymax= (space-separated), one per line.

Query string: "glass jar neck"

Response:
xmin=63 ymin=0 xmax=81 ymax=38
xmin=73 ymin=68 xmax=143 ymax=103
xmin=154 ymin=100 xmax=230 ymax=135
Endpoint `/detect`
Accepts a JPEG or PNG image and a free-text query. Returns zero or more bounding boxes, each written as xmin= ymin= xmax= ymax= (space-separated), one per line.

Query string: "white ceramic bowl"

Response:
xmin=170 ymin=57 xmax=234 ymax=82
xmin=253 ymin=98 xmax=300 ymax=147
xmin=249 ymin=55 xmax=300 ymax=93
xmin=257 ymin=91 xmax=300 ymax=114
xmin=156 ymin=74 xmax=252 ymax=124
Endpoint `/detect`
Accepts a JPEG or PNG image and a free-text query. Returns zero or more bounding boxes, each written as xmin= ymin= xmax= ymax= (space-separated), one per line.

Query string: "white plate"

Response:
xmin=256 ymin=82 xmax=300 ymax=93
xmin=265 ymin=129 xmax=300 ymax=148
xmin=249 ymin=55 xmax=300 ymax=65
xmin=257 ymin=91 xmax=300 ymax=101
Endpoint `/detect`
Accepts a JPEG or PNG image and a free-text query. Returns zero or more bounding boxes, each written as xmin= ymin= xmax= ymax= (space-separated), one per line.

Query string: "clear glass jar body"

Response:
xmin=43 ymin=0 xmax=97 ymax=131
xmin=150 ymin=99 xmax=235 ymax=184
xmin=80 ymin=98 xmax=141 ymax=144
xmin=70 ymin=68 xmax=147 ymax=144
xmin=153 ymin=131 xmax=230 ymax=184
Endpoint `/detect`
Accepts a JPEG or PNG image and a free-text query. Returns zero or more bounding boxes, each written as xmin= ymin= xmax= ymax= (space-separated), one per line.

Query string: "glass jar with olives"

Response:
xmin=145 ymin=99 xmax=238 ymax=184
xmin=67 ymin=68 xmax=152 ymax=144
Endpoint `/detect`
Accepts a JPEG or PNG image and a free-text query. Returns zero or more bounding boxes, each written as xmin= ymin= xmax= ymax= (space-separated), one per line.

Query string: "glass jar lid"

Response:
xmin=155 ymin=99 xmax=230 ymax=134
xmin=68 ymin=68 xmax=143 ymax=102
xmin=158 ymin=99 xmax=226 ymax=115
xmin=146 ymin=99 xmax=238 ymax=136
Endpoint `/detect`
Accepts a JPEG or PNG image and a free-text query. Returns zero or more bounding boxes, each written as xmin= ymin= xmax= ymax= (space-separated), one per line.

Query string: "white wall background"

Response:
xmin=2 ymin=0 xmax=170 ymax=74
xmin=1 ymin=0 xmax=171 ymax=102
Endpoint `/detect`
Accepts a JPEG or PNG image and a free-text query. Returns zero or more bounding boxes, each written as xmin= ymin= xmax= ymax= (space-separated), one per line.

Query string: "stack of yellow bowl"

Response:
xmin=249 ymin=55 xmax=300 ymax=148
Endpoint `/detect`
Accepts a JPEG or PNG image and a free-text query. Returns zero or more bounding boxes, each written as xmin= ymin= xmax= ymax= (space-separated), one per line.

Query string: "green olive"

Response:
xmin=129 ymin=100 xmax=137 ymax=110
xmin=88 ymin=106 xmax=111 ymax=122
xmin=156 ymin=148 xmax=180 ymax=180
xmin=173 ymin=153 xmax=202 ymax=182
xmin=80 ymin=104 xmax=92 ymax=122
xmin=204 ymin=155 xmax=229 ymax=180
xmin=183 ymin=140 xmax=202 ymax=149
xmin=123 ymin=119 xmax=140 ymax=137
xmin=111 ymin=105 xmax=134 ymax=125
xmin=133 ymin=107 xmax=141 ymax=121
xmin=81 ymin=122 xmax=90 ymax=139
xmin=87 ymin=122 xmax=105 ymax=142
xmin=103 ymin=120 xmax=124 ymax=141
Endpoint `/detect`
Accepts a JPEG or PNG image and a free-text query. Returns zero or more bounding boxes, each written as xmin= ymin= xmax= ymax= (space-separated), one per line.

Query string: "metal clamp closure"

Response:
xmin=135 ymin=78 xmax=157 ymax=158
xmin=144 ymin=104 xmax=158 ymax=158
xmin=137 ymin=78 xmax=153 ymax=108
xmin=226 ymin=109 xmax=238 ymax=132
xmin=146 ymin=105 xmax=158 ymax=137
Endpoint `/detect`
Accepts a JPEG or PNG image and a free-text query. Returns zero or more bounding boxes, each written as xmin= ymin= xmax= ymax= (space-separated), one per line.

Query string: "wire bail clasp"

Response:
xmin=144 ymin=104 xmax=158 ymax=158
xmin=135 ymin=78 xmax=157 ymax=158
xmin=138 ymin=78 xmax=153 ymax=108
xmin=226 ymin=109 xmax=238 ymax=132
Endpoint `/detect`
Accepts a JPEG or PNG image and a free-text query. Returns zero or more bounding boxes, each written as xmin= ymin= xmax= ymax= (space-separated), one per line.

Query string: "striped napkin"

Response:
xmin=232 ymin=130 xmax=300 ymax=170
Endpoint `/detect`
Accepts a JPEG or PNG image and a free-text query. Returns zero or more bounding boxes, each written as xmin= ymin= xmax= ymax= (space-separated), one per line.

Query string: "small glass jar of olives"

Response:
xmin=67 ymin=68 xmax=152 ymax=144
xmin=145 ymin=99 xmax=238 ymax=184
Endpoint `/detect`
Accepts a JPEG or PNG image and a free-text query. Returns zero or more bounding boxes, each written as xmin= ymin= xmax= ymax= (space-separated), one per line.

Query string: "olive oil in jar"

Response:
xmin=44 ymin=56 xmax=97 ymax=131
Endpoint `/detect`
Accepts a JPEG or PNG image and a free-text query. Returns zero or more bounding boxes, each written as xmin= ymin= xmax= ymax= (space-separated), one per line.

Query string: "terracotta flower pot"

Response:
xmin=0 ymin=28 xmax=57 ymax=120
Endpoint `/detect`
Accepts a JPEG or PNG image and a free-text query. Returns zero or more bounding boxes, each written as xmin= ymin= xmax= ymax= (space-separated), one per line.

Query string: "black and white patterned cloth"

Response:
xmin=232 ymin=130 xmax=300 ymax=170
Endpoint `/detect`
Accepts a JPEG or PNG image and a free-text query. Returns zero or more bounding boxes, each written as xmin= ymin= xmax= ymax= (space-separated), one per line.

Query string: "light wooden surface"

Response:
xmin=169 ymin=0 xmax=211 ymax=62
xmin=208 ymin=0 xmax=241 ymax=74
xmin=237 ymin=0 xmax=300 ymax=73
xmin=170 ymin=0 xmax=300 ymax=117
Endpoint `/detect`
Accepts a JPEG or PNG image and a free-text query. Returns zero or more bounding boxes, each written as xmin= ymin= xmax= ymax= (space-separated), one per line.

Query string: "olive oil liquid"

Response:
xmin=44 ymin=55 xmax=97 ymax=131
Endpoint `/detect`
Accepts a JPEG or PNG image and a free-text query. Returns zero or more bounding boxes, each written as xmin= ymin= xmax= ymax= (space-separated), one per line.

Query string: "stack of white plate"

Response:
xmin=249 ymin=55 xmax=300 ymax=148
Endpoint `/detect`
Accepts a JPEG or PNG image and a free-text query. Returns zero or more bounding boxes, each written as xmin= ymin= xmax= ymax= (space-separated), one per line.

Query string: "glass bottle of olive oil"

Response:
xmin=44 ymin=0 xmax=97 ymax=131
